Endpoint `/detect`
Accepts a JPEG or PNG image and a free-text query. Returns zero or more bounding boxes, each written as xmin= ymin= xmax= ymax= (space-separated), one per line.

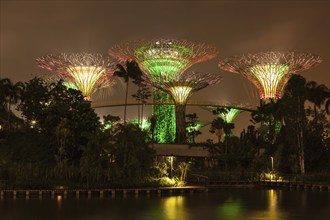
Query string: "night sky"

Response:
xmin=1 ymin=0 xmax=329 ymax=141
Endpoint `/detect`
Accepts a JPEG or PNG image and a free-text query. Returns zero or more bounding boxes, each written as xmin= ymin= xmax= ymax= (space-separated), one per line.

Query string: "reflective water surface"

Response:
xmin=1 ymin=188 xmax=330 ymax=220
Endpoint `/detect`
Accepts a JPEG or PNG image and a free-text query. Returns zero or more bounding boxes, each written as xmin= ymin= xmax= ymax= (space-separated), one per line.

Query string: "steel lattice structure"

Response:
xmin=36 ymin=53 xmax=115 ymax=100
xmin=143 ymin=71 xmax=222 ymax=144
xmin=109 ymin=39 xmax=218 ymax=77
xmin=144 ymin=71 xmax=223 ymax=105
xmin=109 ymin=39 xmax=218 ymax=143
xmin=219 ymin=51 xmax=322 ymax=101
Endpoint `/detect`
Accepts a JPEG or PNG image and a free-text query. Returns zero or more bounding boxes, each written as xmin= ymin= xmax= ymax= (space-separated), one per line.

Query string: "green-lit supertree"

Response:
xmin=204 ymin=105 xmax=255 ymax=138
xmin=143 ymin=71 xmax=222 ymax=144
xmin=207 ymin=107 xmax=243 ymax=123
xmin=109 ymin=39 xmax=218 ymax=143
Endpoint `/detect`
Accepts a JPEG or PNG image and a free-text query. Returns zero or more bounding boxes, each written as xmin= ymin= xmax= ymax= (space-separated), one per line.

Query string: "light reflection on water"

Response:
xmin=162 ymin=196 xmax=189 ymax=220
xmin=0 ymin=189 xmax=329 ymax=220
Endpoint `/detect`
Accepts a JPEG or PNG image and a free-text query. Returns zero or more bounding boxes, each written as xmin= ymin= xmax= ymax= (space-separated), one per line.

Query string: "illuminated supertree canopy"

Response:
xmin=36 ymin=53 xmax=115 ymax=100
xmin=143 ymin=71 xmax=222 ymax=144
xmin=205 ymin=107 xmax=243 ymax=123
xmin=219 ymin=51 xmax=322 ymax=102
xmin=109 ymin=39 xmax=218 ymax=143
xmin=41 ymin=73 xmax=79 ymax=91
xmin=145 ymin=71 xmax=223 ymax=105
xmin=131 ymin=118 xmax=151 ymax=131
xmin=109 ymin=39 xmax=218 ymax=78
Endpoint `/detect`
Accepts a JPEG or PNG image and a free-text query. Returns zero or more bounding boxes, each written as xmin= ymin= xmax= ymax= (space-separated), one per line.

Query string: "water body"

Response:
xmin=1 ymin=188 xmax=330 ymax=220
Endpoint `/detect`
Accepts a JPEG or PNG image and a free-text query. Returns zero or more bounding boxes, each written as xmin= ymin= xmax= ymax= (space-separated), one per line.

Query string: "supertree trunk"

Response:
xmin=153 ymin=90 xmax=176 ymax=143
xmin=175 ymin=104 xmax=187 ymax=144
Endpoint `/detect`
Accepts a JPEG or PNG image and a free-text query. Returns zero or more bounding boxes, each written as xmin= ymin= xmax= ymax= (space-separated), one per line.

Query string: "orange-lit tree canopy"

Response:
xmin=219 ymin=51 xmax=322 ymax=101
xmin=36 ymin=53 xmax=115 ymax=99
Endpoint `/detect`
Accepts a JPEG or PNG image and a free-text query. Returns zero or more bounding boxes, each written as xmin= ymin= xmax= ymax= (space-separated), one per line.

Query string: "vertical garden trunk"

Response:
xmin=175 ymin=104 xmax=186 ymax=144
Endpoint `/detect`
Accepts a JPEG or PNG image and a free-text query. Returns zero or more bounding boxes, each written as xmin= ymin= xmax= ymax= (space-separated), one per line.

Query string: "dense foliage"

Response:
xmin=196 ymin=75 xmax=330 ymax=177
xmin=0 ymin=74 xmax=329 ymax=188
xmin=0 ymin=77 xmax=156 ymax=188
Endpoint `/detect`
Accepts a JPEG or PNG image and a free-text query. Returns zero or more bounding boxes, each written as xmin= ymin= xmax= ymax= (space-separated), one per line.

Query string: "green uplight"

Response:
xmin=103 ymin=123 xmax=112 ymax=130
xmin=62 ymin=81 xmax=79 ymax=90
xmin=131 ymin=119 xmax=151 ymax=131
xmin=135 ymin=44 xmax=192 ymax=144
xmin=153 ymin=90 xmax=176 ymax=143
xmin=135 ymin=44 xmax=191 ymax=78
xmin=218 ymin=108 xmax=243 ymax=123
xmin=216 ymin=199 xmax=242 ymax=220
xmin=186 ymin=122 xmax=204 ymax=132
xmin=142 ymin=59 xmax=188 ymax=80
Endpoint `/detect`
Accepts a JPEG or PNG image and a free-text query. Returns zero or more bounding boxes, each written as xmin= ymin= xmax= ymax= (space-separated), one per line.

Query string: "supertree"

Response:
xmin=186 ymin=121 xmax=209 ymax=144
xmin=143 ymin=71 xmax=222 ymax=144
xmin=206 ymin=107 xmax=243 ymax=123
xmin=219 ymin=51 xmax=322 ymax=103
xmin=204 ymin=103 xmax=255 ymax=123
xmin=109 ymin=39 xmax=218 ymax=143
xmin=203 ymin=104 xmax=255 ymax=138
xmin=36 ymin=53 xmax=115 ymax=100
xmin=41 ymin=73 xmax=79 ymax=91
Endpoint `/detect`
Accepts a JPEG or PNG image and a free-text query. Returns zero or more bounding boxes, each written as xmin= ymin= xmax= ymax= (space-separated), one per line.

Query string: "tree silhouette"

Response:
xmin=306 ymin=81 xmax=329 ymax=117
xmin=0 ymin=78 xmax=24 ymax=129
xmin=114 ymin=60 xmax=143 ymax=125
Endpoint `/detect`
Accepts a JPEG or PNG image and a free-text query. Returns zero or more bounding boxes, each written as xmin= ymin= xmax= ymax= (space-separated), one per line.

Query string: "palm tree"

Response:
xmin=149 ymin=115 xmax=157 ymax=142
xmin=251 ymin=100 xmax=284 ymax=143
xmin=0 ymin=78 xmax=11 ymax=109
xmin=306 ymin=81 xmax=329 ymax=116
xmin=210 ymin=117 xmax=234 ymax=171
xmin=132 ymin=82 xmax=151 ymax=125
xmin=326 ymin=96 xmax=330 ymax=115
xmin=0 ymin=78 xmax=24 ymax=129
xmin=114 ymin=61 xmax=143 ymax=125
xmin=281 ymin=75 xmax=308 ymax=174
xmin=210 ymin=118 xmax=235 ymax=152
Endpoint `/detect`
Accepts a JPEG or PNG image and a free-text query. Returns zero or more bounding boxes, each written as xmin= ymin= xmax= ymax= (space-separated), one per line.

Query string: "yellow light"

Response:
xmin=169 ymin=86 xmax=193 ymax=105
xmin=248 ymin=64 xmax=290 ymax=100
xmin=57 ymin=195 xmax=62 ymax=202
xmin=163 ymin=196 xmax=187 ymax=220
xmin=66 ymin=65 xmax=105 ymax=98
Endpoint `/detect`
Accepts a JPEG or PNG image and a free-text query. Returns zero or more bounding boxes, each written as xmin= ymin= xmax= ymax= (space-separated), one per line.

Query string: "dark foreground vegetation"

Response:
xmin=0 ymin=74 xmax=329 ymax=189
